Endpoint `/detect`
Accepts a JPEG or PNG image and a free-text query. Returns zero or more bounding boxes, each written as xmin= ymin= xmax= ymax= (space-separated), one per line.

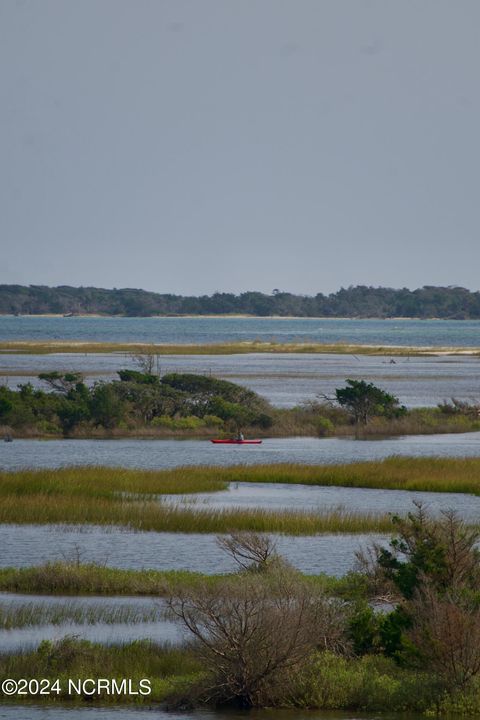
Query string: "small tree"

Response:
xmin=335 ymin=379 xmax=405 ymax=424
xmin=38 ymin=372 xmax=84 ymax=394
xmin=130 ymin=348 xmax=159 ymax=376
xmin=358 ymin=505 xmax=480 ymax=693
xmin=409 ymin=583 xmax=480 ymax=693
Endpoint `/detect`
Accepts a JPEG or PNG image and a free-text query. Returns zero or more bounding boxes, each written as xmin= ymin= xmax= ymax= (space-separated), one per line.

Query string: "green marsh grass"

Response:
xmin=0 ymin=495 xmax=394 ymax=534
xmin=5 ymin=456 xmax=480 ymax=498
xmin=0 ymin=466 xmax=227 ymax=497
xmin=0 ymin=563 xmax=216 ymax=595
xmin=2 ymin=457 xmax=480 ymax=533
xmin=0 ymin=638 xmax=201 ymax=703
xmin=0 ymin=562 xmax=341 ymax=596
xmin=150 ymin=456 xmax=480 ymax=495
xmin=1 ymin=340 xmax=477 ymax=356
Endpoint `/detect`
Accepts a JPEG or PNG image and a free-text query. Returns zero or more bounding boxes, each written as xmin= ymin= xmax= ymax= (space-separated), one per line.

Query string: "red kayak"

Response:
xmin=211 ymin=439 xmax=263 ymax=444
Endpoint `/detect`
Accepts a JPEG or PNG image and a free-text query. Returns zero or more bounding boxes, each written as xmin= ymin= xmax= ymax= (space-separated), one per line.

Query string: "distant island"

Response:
xmin=1 ymin=284 xmax=480 ymax=318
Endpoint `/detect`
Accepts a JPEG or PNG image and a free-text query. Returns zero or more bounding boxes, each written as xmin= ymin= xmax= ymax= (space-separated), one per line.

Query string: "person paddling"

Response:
xmin=236 ymin=431 xmax=244 ymax=442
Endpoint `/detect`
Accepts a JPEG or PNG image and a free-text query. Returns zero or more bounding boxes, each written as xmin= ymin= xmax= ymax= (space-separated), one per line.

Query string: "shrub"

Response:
xmin=203 ymin=414 xmax=224 ymax=428
xmin=315 ymin=416 xmax=335 ymax=437
xmin=169 ymin=570 xmax=348 ymax=708
xmin=150 ymin=415 xmax=205 ymax=430
xmin=292 ymin=652 xmax=437 ymax=711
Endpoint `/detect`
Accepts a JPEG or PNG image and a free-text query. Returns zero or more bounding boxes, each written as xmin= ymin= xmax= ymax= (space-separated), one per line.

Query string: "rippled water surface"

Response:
xmin=0 ymin=706 xmax=408 ymax=720
xmin=164 ymin=481 xmax=480 ymax=522
xmin=0 ymin=525 xmax=383 ymax=576
xmin=0 ymin=706 xmax=229 ymax=719
xmin=3 ymin=315 xmax=480 ymax=345
xmin=0 ymin=619 xmax=180 ymax=653
xmin=0 ymin=594 xmax=182 ymax=651
xmin=2 ymin=433 xmax=480 ymax=472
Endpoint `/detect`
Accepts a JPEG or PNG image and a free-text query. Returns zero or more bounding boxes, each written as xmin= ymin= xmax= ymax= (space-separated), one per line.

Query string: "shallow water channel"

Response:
xmin=161 ymin=481 xmax=480 ymax=522
xmin=3 ymin=432 xmax=480 ymax=471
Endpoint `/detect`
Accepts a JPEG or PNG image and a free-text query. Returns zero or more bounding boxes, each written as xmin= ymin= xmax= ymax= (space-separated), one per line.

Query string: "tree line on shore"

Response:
xmin=1 ymin=283 xmax=480 ymax=317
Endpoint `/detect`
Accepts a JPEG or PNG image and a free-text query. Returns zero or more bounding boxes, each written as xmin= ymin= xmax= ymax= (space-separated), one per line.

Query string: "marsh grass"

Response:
xmin=0 ymin=496 xmax=394 ymax=534
xmin=0 ymin=562 xmax=340 ymax=596
xmin=6 ymin=456 xmax=480 ymax=498
xmin=1 ymin=457 xmax=480 ymax=533
xmin=0 ymin=599 xmax=165 ymax=629
xmin=1 ymin=340 xmax=477 ymax=356
xmin=155 ymin=456 xmax=480 ymax=495
xmin=0 ymin=466 xmax=227 ymax=497
xmin=0 ymin=563 xmax=217 ymax=595
xmin=0 ymin=637 xmax=201 ymax=703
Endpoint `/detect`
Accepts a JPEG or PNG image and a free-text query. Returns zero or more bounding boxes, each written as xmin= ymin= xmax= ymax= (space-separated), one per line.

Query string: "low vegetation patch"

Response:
xmin=0 ymin=563 xmax=223 ymax=596
xmin=0 ymin=638 xmax=201 ymax=704
xmin=189 ymin=456 xmax=480 ymax=495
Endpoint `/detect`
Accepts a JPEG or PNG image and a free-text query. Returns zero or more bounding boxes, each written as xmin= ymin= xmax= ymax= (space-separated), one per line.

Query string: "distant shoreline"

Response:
xmin=0 ymin=313 xmax=475 ymax=321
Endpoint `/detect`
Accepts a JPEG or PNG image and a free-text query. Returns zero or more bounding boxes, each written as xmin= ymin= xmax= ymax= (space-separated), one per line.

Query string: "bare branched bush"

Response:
xmin=409 ymin=583 xmax=480 ymax=692
xmin=167 ymin=567 xmax=348 ymax=707
xmin=130 ymin=349 xmax=159 ymax=375
xmin=216 ymin=532 xmax=280 ymax=572
xmin=438 ymin=398 xmax=480 ymax=418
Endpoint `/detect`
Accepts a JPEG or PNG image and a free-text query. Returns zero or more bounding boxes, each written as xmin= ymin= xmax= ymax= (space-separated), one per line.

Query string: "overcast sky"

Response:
xmin=1 ymin=0 xmax=479 ymax=295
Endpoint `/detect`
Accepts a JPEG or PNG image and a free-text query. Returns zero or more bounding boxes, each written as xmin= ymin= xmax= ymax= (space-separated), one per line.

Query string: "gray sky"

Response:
xmin=1 ymin=0 xmax=479 ymax=295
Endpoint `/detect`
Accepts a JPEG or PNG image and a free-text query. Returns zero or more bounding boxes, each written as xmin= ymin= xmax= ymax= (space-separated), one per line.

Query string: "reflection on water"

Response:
xmin=0 ymin=704 xmax=408 ymax=719
xmin=163 ymin=481 xmax=480 ymax=523
xmin=0 ymin=705 xmax=220 ymax=719
xmin=0 ymin=594 xmax=182 ymax=651
xmin=0 ymin=525 xmax=384 ymax=576
xmin=0 ymin=619 xmax=181 ymax=653
xmin=2 ymin=433 xmax=480 ymax=472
